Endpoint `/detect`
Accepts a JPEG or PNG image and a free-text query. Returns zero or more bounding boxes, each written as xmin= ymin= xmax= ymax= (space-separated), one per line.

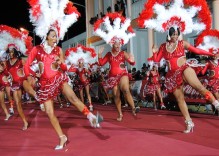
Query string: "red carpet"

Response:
xmin=0 ymin=102 xmax=219 ymax=156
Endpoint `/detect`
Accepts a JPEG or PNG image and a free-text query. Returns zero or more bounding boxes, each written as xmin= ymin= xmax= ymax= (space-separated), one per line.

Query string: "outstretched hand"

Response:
xmin=98 ymin=46 xmax=105 ymax=56
xmin=152 ymin=44 xmax=158 ymax=53
xmin=129 ymin=53 xmax=135 ymax=62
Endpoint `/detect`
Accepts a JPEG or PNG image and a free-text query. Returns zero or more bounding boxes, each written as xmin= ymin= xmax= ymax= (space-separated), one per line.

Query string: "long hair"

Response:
xmin=6 ymin=48 xmax=22 ymax=59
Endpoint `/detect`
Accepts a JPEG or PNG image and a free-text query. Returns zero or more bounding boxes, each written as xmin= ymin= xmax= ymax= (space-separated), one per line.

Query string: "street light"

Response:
xmin=20 ymin=27 xmax=36 ymax=46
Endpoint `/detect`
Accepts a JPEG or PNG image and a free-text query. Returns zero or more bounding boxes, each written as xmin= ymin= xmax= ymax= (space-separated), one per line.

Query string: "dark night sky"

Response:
xmin=0 ymin=0 xmax=86 ymax=45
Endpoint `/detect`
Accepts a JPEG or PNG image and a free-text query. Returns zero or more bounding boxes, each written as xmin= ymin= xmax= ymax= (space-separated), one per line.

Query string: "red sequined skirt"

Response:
xmin=102 ymin=73 xmax=128 ymax=90
xmin=11 ymin=80 xmax=24 ymax=92
xmin=207 ymin=78 xmax=219 ymax=93
xmin=77 ymin=80 xmax=90 ymax=91
xmin=143 ymin=82 xmax=160 ymax=95
xmin=36 ymin=73 xmax=68 ymax=103
xmin=164 ymin=64 xmax=189 ymax=93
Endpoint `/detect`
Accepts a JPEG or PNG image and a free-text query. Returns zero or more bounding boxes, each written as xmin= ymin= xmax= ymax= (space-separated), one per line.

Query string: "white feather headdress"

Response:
xmin=65 ymin=45 xmax=97 ymax=67
xmin=138 ymin=0 xmax=212 ymax=35
xmin=93 ymin=12 xmax=135 ymax=46
xmin=0 ymin=25 xmax=33 ymax=57
xmin=196 ymin=30 xmax=219 ymax=55
xmin=27 ymin=0 xmax=80 ymax=41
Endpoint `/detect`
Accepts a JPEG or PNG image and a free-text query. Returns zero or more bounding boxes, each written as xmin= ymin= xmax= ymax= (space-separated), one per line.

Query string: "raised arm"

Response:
xmin=152 ymin=44 xmax=164 ymax=62
xmin=24 ymin=47 xmax=38 ymax=77
xmin=184 ymin=41 xmax=214 ymax=56
xmin=98 ymin=46 xmax=109 ymax=66
xmin=124 ymin=52 xmax=136 ymax=65
xmin=200 ymin=61 xmax=210 ymax=75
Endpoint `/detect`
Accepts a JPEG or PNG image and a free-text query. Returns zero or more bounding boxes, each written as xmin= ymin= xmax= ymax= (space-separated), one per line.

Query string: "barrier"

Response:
xmin=88 ymin=77 xmax=216 ymax=114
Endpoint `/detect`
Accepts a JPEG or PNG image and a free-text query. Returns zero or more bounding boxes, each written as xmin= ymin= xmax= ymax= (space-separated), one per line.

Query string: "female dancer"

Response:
xmin=75 ymin=59 xmax=93 ymax=111
xmin=138 ymin=0 xmax=219 ymax=133
xmin=25 ymin=0 xmax=101 ymax=150
xmin=94 ymin=12 xmax=140 ymax=121
xmin=145 ymin=64 xmax=166 ymax=110
xmin=0 ymin=60 xmax=11 ymax=120
xmin=0 ymin=24 xmax=32 ymax=130
xmin=65 ymin=45 xmax=98 ymax=111
xmin=197 ymin=30 xmax=219 ymax=105
xmin=6 ymin=45 xmax=29 ymax=130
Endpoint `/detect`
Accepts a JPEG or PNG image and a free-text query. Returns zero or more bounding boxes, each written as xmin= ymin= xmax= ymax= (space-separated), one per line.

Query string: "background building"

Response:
xmin=62 ymin=0 xmax=219 ymax=70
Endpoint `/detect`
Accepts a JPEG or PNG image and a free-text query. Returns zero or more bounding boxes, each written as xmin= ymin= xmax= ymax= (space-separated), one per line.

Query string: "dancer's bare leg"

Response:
xmin=13 ymin=89 xmax=28 ymax=130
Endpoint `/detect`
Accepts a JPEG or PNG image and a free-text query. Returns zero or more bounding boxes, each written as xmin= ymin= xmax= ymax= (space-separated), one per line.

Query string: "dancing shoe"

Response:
xmin=117 ymin=114 xmax=123 ymax=121
xmin=55 ymin=135 xmax=68 ymax=150
xmin=183 ymin=120 xmax=194 ymax=133
xmin=40 ymin=104 xmax=45 ymax=111
xmin=215 ymin=104 xmax=219 ymax=112
xmin=59 ymin=103 xmax=64 ymax=108
xmin=103 ymin=100 xmax=111 ymax=105
xmin=96 ymin=111 xmax=103 ymax=128
xmin=102 ymin=102 xmax=107 ymax=106
xmin=22 ymin=122 xmax=29 ymax=131
xmin=9 ymin=108 xmax=14 ymax=115
xmin=106 ymin=100 xmax=111 ymax=104
xmin=4 ymin=114 xmax=12 ymax=121
xmin=66 ymin=103 xmax=70 ymax=108
xmin=89 ymin=105 xmax=93 ymax=112
xmin=160 ymin=104 xmax=166 ymax=110
xmin=132 ymin=106 xmax=140 ymax=116
xmin=122 ymin=104 xmax=128 ymax=108
xmin=87 ymin=112 xmax=103 ymax=128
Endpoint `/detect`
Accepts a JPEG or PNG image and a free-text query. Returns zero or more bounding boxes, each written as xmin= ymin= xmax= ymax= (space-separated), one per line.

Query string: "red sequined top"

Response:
xmin=24 ymin=45 xmax=62 ymax=79
xmin=6 ymin=59 xmax=24 ymax=83
xmin=98 ymin=51 xmax=134 ymax=77
xmin=148 ymin=71 xmax=159 ymax=84
xmin=154 ymin=40 xmax=185 ymax=71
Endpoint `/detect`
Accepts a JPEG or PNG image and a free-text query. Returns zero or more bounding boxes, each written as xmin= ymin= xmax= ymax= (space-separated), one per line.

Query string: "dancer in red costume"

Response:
xmin=145 ymin=60 xmax=166 ymax=110
xmin=196 ymin=30 xmax=219 ymax=103
xmin=24 ymin=0 xmax=102 ymax=150
xmin=94 ymin=12 xmax=140 ymax=121
xmin=65 ymin=45 xmax=97 ymax=111
xmin=0 ymin=59 xmax=11 ymax=120
xmin=0 ymin=50 xmax=14 ymax=117
xmin=0 ymin=25 xmax=32 ymax=130
xmin=138 ymin=0 xmax=219 ymax=133
xmin=5 ymin=45 xmax=29 ymax=130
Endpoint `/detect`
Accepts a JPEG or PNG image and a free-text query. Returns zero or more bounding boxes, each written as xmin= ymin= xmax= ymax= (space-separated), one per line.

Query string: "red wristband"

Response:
xmin=60 ymin=63 xmax=67 ymax=71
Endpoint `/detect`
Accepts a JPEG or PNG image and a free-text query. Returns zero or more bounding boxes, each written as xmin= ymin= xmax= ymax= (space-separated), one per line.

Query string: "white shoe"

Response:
xmin=55 ymin=135 xmax=68 ymax=150
xmin=87 ymin=112 xmax=98 ymax=128
xmin=9 ymin=108 xmax=14 ymax=115
xmin=161 ymin=105 xmax=166 ymax=110
xmin=122 ymin=104 xmax=128 ymax=108
xmin=89 ymin=105 xmax=93 ymax=111
xmin=40 ymin=104 xmax=45 ymax=111
xmin=59 ymin=103 xmax=63 ymax=108
xmin=106 ymin=100 xmax=111 ymax=104
xmin=4 ymin=114 xmax=11 ymax=121
xmin=66 ymin=103 xmax=70 ymax=108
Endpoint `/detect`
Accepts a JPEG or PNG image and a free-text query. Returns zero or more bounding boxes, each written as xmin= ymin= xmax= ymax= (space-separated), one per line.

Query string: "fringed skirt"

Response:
xmin=77 ymin=80 xmax=90 ymax=91
xmin=143 ymin=82 xmax=161 ymax=95
xmin=102 ymin=73 xmax=128 ymax=90
xmin=11 ymin=79 xmax=24 ymax=92
xmin=164 ymin=64 xmax=189 ymax=93
xmin=36 ymin=73 xmax=68 ymax=103
xmin=207 ymin=78 xmax=219 ymax=93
